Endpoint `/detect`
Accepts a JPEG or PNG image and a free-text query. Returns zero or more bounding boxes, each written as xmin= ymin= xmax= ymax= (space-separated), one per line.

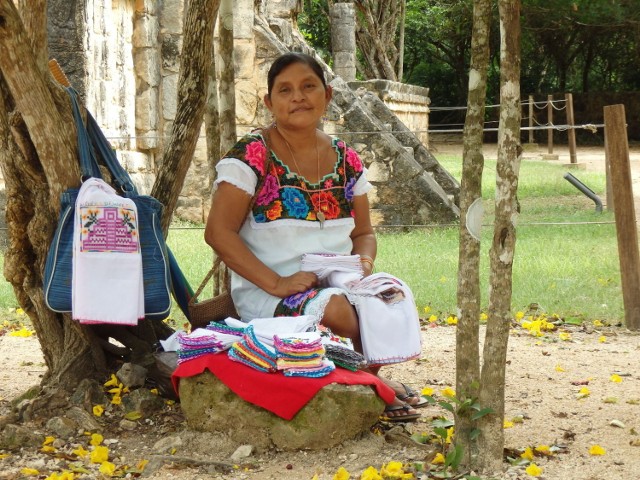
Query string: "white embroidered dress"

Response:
xmin=214 ymin=133 xmax=372 ymax=321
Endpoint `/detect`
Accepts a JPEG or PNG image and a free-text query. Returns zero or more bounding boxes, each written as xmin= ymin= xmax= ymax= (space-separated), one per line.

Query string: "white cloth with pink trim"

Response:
xmin=300 ymin=254 xmax=422 ymax=366
xmin=72 ymin=178 xmax=144 ymax=325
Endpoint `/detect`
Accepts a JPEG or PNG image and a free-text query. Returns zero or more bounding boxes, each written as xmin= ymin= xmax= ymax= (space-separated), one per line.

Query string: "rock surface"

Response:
xmin=178 ymin=372 xmax=385 ymax=450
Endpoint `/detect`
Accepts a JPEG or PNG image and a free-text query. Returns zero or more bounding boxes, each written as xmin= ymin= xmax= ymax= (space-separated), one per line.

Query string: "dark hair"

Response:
xmin=267 ymin=52 xmax=327 ymax=96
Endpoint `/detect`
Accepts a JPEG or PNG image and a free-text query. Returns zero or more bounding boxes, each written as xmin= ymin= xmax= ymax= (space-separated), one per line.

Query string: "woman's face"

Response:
xmin=264 ymin=62 xmax=331 ymax=130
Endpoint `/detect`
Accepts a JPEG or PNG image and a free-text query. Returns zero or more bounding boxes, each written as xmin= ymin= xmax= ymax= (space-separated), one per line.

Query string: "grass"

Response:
xmin=0 ymin=151 xmax=624 ymax=324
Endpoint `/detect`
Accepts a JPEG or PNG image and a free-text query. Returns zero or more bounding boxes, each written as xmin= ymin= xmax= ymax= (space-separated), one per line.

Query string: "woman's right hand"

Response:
xmin=272 ymin=271 xmax=319 ymax=298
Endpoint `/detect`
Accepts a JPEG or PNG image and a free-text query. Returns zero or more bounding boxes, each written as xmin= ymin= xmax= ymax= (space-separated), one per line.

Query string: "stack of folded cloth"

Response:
xmin=324 ymin=344 xmax=366 ymax=371
xmin=176 ymin=328 xmax=242 ymax=364
xmin=228 ymin=325 xmax=278 ymax=373
xmin=273 ymin=332 xmax=335 ymax=378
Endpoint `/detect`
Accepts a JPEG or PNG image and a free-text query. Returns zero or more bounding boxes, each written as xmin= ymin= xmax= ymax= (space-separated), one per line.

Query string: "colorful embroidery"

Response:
xmin=225 ymin=134 xmax=364 ymax=226
xmin=275 ymin=288 xmax=320 ymax=316
xmin=79 ymin=206 xmax=139 ymax=253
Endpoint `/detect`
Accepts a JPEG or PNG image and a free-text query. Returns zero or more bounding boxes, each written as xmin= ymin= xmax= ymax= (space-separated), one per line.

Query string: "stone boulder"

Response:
xmin=179 ymin=372 xmax=385 ymax=450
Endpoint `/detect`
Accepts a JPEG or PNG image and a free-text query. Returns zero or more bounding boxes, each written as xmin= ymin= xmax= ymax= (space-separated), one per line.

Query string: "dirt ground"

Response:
xmin=1 ymin=142 xmax=639 ymax=480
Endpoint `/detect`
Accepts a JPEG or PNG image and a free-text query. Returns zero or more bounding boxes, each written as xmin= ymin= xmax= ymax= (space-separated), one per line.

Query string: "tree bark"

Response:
xmin=0 ymin=0 xmax=219 ymax=396
xmin=353 ymin=0 xmax=399 ymax=81
xmin=218 ymin=0 xmax=237 ymax=155
xmin=455 ymin=0 xmax=491 ymax=468
xmin=477 ymin=0 xmax=521 ymax=473
xmin=152 ymin=0 xmax=221 ymax=233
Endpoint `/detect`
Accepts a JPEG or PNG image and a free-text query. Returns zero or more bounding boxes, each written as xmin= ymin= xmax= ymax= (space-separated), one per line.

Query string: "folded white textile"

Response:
xmin=72 ymin=178 xmax=144 ymax=325
xmin=349 ymin=275 xmax=422 ymax=366
xmin=301 ymin=255 xmax=421 ymax=366
xmin=224 ymin=315 xmax=320 ymax=347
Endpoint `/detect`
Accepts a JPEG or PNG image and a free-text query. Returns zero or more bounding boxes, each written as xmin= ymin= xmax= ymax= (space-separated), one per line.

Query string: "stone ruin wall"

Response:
xmin=41 ymin=0 xmax=452 ymax=226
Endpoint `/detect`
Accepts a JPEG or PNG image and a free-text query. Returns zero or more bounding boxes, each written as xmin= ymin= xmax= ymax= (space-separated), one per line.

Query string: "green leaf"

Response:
xmin=411 ymin=432 xmax=431 ymax=444
xmin=445 ymin=444 xmax=464 ymax=469
xmin=432 ymin=418 xmax=455 ymax=428
xmin=469 ymin=428 xmax=481 ymax=441
xmin=434 ymin=427 xmax=449 ymax=440
xmin=439 ymin=401 xmax=455 ymax=413
xmin=471 ymin=407 xmax=495 ymax=420
xmin=124 ymin=411 xmax=143 ymax=421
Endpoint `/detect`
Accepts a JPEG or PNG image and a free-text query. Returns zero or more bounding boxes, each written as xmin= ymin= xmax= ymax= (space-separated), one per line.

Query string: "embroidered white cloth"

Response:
xmin=301 ymin=254 xmax=422 ymax=366
xmin=72 ymin=178 xmax=144 ymax=325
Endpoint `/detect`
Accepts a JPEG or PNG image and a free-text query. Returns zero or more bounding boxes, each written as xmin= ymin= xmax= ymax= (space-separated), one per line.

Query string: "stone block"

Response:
xmin=135 ymin=86 xmax=159 ymax=131
xmin=159 ymin=0 xmax=184 ymax=34
xmin=133 ymin=15 xmax=159 ymax=49
xmin=235 ymin=80 xmax=260 ymax=125
xmin=179 ymin=371 xmax=385 ymax=451
xmin=134 ymin=48 xmax=161 ymax=87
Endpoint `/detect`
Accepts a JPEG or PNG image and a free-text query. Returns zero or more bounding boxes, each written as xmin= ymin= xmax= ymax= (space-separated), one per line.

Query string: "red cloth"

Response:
xmin=172 ymin=353 xmax=396 ymax=420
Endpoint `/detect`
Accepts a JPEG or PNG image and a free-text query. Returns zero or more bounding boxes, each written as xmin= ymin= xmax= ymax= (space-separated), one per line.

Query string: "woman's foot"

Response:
xmin=384 ymin=379 xmax=428 ymax=408
xmin=382 ymin=397 xmax=421 ymax=422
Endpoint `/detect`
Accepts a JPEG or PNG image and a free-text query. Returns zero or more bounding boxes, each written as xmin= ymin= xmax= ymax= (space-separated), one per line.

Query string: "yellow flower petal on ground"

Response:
xmin=525 ymin=463 xmax=542 ymax=477
xmin=43 ymin=436 xmax=55 ymax=446
xmin=599 ymin=336 xmax=606 ymax=343
xmin=137 ymin=459 xmax=149 ymax=470
xmin=431 ymin=453 xmax=445 ymax=464
xmin=535 ymin=445 xmax=551 ymax=454
xmin=578 ymin=387 xmax=591 ymax=397
xmin=150 ymin=388 xmax=159 ymax=395
xmin=441 ymin=387 xmax=456 ymax=398
xmin=589 ymin=445 xmax=606 ymax=455
xmin=445 ymin=427 xmax=455 ymax=444
xmin=20 ymin=468 xmax=40 ymax=476
xmin=555 ymin=364 xmax=565 ymax=372
xmin=73 ymin=446 xmax=89 ymax=457
xmin=311 ymin=475 xmax=320 ymax=480
xmin=515 ymin=311 xmax=525 ymax=320
xmin=610 ymin=374 xmax=622 ymax=383
xmin=93 ymin=405 xmax=104 ymax=417
xmin=360 ymin=466 xmax=382 ymax=480
xmin=558 ymin=332 xmax=571 ymax=341
xmin=446 ymin=315 xmax=458 ymax=325
xmin=333 ymin=466 xmax=350 ymax=480
xmin=520 ymin=447 xmax=534 ymax=460
xmin=8 ymin=327 xmax=34 ymax=337
xmin=16 ymin=308 xmax=25 ymax=315
xmin=0 ymin=453 xmax=10 ymax=459
xmin=381 ymin=461 xmax=405 ymax=476
xmin=423 ymin=306 xmax=431 ymax=315
xmin=593 ymin=319 xmax=603 ymax=327
xmin=41 ymin=445 xmax=56 ymax=453
xmin=111 ymin=394 xmax=122 ymax=405
xmin=480 ymin=312 xmax=488 ymax=322
xmin=421 ymin=387 xmax=434 ymax=396
xmin=90 ymin=433 xmax=104 ymax=446
xmin=99 ymin=461 xmax=116 ymax=475
xmin=503 ymin=420 xmax=514 ymax=429
xmin=104 ymin=374 xmax=119 ymax=387
xmin=428 ymin=315 xmax=438 ymax=323
xmin=90 ymin=445 xmax=109 ymax=464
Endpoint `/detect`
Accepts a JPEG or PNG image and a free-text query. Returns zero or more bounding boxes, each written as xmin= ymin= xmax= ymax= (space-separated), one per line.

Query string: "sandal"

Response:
xmin=396 ymin=383 xmax=429 ymax=409
xmin=382 ymin=403 xmax=421 ymax=423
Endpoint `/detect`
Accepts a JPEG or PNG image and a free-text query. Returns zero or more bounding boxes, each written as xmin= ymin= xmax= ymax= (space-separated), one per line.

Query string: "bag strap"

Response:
xmin=65 ymin=86 xmax=138 ymax=196
xmin=67 ymin=87 xmax=103 ymax=180
xmin=191 ymin=127 xmax=275 ymax=303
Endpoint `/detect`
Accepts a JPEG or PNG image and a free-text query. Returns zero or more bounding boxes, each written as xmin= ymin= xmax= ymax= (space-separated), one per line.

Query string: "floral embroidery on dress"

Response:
xmin=226 ymin=133 xmax=364 ymax=225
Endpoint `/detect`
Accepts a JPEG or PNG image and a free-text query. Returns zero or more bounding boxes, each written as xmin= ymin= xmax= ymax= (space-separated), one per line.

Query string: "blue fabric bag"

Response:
xmin=43 ymin=88 xmax=173 ymax=321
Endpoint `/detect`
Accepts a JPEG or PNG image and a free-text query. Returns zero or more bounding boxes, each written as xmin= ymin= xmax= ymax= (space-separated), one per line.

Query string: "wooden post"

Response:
xmin=565 ymin=93 xmax=577 ymax=164
xmin=604 ymin=133 xmax=614 ymax=211
xmin=604 ymin=104 xmax=640 ymax=330
xmin=528 ymin=95 xmax=534 ymax=144
xmin=547 ymin=94 xmax=554 ymax=154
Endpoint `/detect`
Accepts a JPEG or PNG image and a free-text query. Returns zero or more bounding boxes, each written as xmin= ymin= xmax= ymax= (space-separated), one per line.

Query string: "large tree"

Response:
xmin=0 ymin=0 xmax=220 ymax=398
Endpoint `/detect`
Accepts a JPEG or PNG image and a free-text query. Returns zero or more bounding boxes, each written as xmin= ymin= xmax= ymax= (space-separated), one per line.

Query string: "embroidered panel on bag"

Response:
xmin=79 ymin=206 xmax=140 ymax=253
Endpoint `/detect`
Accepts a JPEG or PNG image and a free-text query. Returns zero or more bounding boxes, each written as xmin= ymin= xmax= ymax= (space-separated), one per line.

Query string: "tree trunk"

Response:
xmin=477 ymin=0 xmax=522 ymax=473
xmin=353 ymin=0 xmax=399 ymax=81
xmin=455 ymin=0 xmax=491 ymax=468
xmin=218 ymin=0 xmax=237 ymax=155
xmin=153 ymin=0 xmax=221 ymax=233
xmin=0 ymin=0 xmax=219 ymax=396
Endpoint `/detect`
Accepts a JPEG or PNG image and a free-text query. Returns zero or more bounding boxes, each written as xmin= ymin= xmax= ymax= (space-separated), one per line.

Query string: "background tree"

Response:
xmin=454 ymin=0 xmax=492 ymax=467
xmin=0 ymin=0 xmax=219 ymax=398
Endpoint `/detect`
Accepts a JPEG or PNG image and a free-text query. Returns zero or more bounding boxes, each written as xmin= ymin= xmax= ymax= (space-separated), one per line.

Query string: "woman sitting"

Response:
xmin=205 ymin=52 xmax=425 ymax=421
